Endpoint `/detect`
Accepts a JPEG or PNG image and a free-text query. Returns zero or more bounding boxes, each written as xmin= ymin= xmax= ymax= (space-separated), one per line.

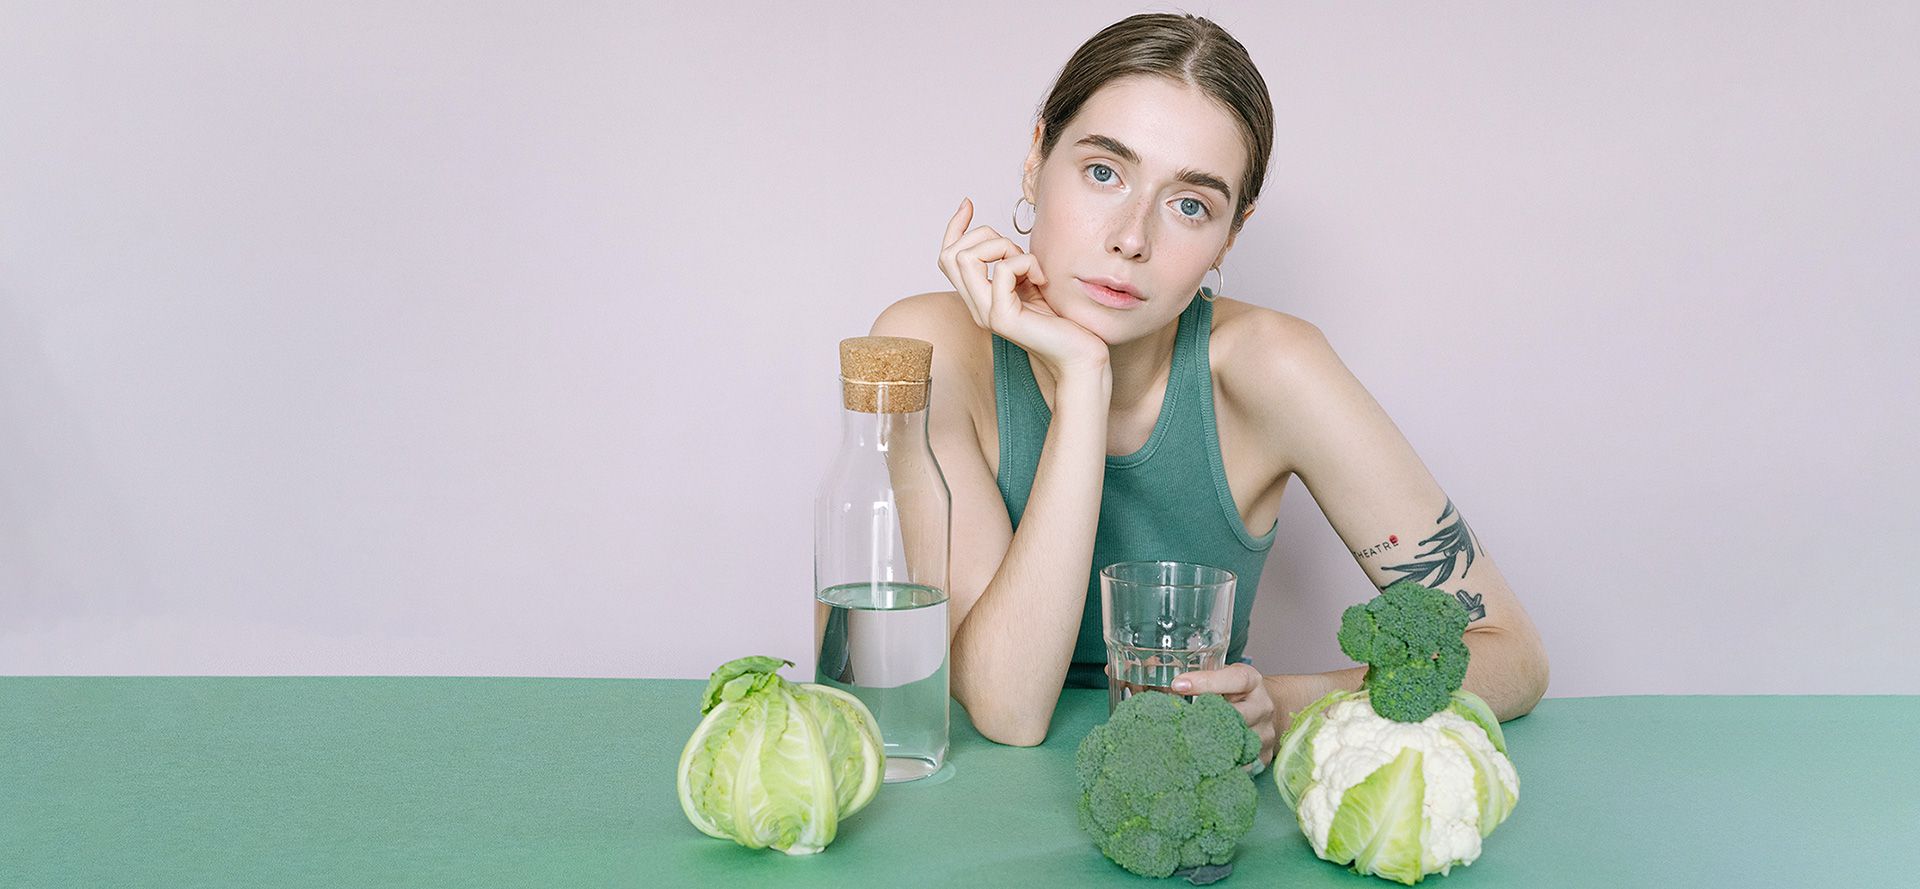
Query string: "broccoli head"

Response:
xmin=1074 ymin=691 xmax=1261 ymax=878
xmin=1338 ymin=582 xmax=1472 ymax=722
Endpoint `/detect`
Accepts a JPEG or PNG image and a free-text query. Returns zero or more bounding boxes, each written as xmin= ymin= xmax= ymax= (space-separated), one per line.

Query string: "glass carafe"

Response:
xmin=813 ymin=336 xmax=952 ymax=783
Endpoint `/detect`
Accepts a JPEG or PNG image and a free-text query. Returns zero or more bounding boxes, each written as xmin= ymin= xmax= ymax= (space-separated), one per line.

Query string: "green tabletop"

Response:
xmin=3 ymin=678 xmax=1916 ymax=888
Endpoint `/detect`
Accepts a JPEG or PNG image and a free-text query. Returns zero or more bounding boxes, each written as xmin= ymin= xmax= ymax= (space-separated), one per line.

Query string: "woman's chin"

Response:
xmin=1040 ymin=295 xmax=1101 ymax=331
xmin=1056 ymin=303 xmax=1133 ymax=346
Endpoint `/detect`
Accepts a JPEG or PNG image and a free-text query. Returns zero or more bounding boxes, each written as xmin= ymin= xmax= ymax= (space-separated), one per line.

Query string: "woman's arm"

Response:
xmin=871 ymin=293 xmax=1110 ymax=746
xmin=1263 ymin=620 xmax=1548 ymax=733
xmin=1232 ymin=313 xmax=1551 ymax=731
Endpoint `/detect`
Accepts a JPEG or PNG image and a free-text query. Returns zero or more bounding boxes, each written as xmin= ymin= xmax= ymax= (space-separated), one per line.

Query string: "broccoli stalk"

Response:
xmin=1337 ymin=582 xmax=1473 ymax=723
xmin=1074 ymin=692 xmax=1262 ymax=878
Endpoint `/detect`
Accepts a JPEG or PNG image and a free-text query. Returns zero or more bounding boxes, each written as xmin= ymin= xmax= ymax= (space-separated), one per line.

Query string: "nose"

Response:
xmin=1106 ymin=194 xmax=1152 ymax=261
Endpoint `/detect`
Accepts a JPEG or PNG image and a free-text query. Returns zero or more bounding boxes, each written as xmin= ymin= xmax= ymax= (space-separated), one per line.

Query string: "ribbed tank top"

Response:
xmin=992 ymin=292 xmax=1279 ymax=689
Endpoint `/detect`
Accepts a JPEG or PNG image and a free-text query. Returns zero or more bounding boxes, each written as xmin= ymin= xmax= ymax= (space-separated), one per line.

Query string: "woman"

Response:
xmin=870 ymin=13 xmax=1548 ymax=766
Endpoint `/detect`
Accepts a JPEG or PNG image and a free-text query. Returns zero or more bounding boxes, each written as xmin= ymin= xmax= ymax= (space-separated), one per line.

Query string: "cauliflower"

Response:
xmin=1274 ymin=585 xmax=1520 ymax=884
xmin=1283 ymin=693 xmax=1518 ymax=882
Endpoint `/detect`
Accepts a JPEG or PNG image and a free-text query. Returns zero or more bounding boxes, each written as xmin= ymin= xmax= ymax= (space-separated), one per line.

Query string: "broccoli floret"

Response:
xmin=1338 ymin=582 xmax=1472 ymax=722
xmin=1074 ymin=692 xmax=1261 ymax=878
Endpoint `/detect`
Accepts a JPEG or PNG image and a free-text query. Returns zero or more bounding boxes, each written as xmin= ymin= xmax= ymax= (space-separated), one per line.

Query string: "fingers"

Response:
xmin=939 ymin=197 xmax=1032 ymax=330
xmin=989 ymin=253 xmax=1049 ymax=329
xmin=1171 ymin=664 xmax=1261 ymax=697
xmin=1014 ymin=251 xmax=1049 ymax=292
xmin=939 ymin=200 xmax=982 ymax=323
xmin=940 ymin=198 xmax=1017 ymax=257
xmin=955 ymin=238 xmax=1028 ymax=330
xmin=941 ymin=197 xmax=971 ymax=250
xmin=955 ymin=237 xmax=1024 ymax=288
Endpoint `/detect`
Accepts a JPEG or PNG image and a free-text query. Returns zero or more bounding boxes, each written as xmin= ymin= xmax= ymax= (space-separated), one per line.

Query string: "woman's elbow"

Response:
xmin=1529 ymin=642 xmax=1551 ymax=707
xmin=1507 ymin=639 xmax=1552 ymax=719
xmin=955 ymin=694 xmax=1051 ymax=747
xmin=1466 ymin=625 xmax=1550 ymax=720
xmin=980 ymin=723 xmax=1048 ymax=747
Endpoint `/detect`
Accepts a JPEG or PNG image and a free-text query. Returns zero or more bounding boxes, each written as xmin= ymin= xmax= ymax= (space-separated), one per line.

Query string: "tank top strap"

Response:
xmin=1191 ymin=292 xmax=1280 ymax=551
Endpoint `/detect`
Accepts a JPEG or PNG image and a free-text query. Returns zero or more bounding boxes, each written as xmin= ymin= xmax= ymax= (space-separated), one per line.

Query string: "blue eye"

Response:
xmin=1086 ymin=163 xmax=1211 ymax=224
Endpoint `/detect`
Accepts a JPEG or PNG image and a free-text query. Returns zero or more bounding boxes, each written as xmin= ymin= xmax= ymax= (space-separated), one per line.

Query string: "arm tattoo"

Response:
xmin=1454 ymin=590 xmax=1487 ymax=622
xmin=1379 ymin=499 xmax=1481 ymax=589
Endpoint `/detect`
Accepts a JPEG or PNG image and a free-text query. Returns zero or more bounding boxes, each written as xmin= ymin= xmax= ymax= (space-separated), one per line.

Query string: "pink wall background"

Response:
xmin=3 ymin=3 xmax=1915 ymax=694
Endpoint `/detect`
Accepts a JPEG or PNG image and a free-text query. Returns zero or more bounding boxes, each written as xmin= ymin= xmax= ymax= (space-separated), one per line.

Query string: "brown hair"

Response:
xmin=1035 ymin=13 xmax=1273 ymax=238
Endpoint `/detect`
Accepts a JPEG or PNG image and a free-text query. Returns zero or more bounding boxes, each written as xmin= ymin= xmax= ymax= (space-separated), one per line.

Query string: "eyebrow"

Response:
xmin=1073 ymin=133 xmax=1234 ymax=203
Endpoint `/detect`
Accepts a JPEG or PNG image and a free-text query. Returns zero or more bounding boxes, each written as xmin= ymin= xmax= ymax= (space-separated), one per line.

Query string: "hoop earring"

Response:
xmin=1201 ymin=266 xmax=1223 ymax=302
xmin=1013 ymin=197 xmax=1036 ymax=235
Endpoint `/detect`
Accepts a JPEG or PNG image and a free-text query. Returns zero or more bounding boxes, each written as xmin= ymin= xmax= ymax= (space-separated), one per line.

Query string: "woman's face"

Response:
xmin=1023 ymin=75 xmax=1251 ymax=345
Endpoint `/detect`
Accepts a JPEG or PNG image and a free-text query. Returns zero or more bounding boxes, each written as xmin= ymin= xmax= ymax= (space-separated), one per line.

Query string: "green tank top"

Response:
xmin=992 ymin=292 xmax=1279 ymax=689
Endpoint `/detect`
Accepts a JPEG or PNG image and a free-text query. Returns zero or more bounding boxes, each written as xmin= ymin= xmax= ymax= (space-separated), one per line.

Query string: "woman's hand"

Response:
xmin=939 ymin=197 xmax=1109 ymax=377
xmin=1173 ymin=664 xmax=1277 ymax=770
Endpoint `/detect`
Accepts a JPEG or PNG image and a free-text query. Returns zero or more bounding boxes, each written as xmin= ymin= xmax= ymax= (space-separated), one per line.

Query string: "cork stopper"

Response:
xmin=839 ymin=336 xmax=933 ymax=413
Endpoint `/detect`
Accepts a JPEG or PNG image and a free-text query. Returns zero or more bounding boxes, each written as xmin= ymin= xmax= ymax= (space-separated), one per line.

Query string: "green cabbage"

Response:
xmin=1274 ymin=689 xmax=1518 ymax=884
xmin=676 ymin=656 xmax=884 ymax=854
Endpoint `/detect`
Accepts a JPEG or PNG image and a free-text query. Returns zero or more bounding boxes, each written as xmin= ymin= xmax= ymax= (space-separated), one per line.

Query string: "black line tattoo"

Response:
xmin=1454 ymin=590 xmax=1487 ymax=622
xmin=1379 ymin=499 xmax=1480 ymax=589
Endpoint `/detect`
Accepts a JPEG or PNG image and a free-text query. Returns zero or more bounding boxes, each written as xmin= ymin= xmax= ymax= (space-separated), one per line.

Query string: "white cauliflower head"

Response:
xmin=1275 ymin=690 xmax=1518 ymax=885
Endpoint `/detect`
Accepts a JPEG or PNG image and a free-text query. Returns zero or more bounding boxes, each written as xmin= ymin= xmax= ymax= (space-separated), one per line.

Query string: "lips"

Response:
xmin=1081 ymin=276 xmax=1140 ymax=299
xmin=1078 ymin=277 xmax=1145 ymax=309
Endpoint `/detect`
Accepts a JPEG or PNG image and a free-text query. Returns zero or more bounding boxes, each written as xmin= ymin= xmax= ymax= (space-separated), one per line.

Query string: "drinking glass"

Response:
xmin=1099 ymin=560 xmax=1236 ymax=714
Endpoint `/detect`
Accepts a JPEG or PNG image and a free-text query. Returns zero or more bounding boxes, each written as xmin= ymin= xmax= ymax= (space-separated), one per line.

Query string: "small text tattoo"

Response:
xmin=1454 ymin=590 xmax=1487 ymax=622
xmin=1378 ymin=499 xmax=1481 ymax=589
xmin=1351 ymin=535 xmax=1400 ymax=560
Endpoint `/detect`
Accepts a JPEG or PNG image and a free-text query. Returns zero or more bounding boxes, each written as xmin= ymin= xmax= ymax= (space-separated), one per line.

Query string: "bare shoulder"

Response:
xmin=1206 ymin=296 xmax=1378 ymax=483
xmin=1208 ymin=297 xmax=1348 ymax=406
xmin=869 ymin=291 xmax=994 ymax=381
xmin=868 ymin=290 xmax=997 ymax=449
xmin=871 ymin=291 xmax=977 ymax=342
